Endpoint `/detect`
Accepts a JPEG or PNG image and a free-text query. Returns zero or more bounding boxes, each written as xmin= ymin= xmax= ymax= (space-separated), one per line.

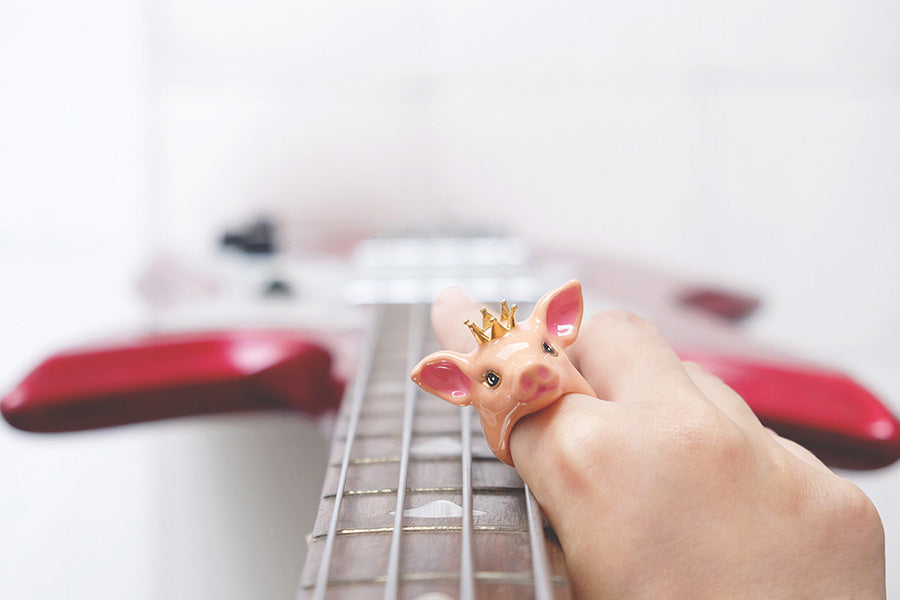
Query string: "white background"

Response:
xmin=1 ymin=1 xmax=898 ymax=597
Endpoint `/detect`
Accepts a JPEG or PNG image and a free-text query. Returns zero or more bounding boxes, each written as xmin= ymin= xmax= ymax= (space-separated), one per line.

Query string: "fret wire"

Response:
xmin=337 ymin=430 xmax=469 ymax=441
xmin=384 ymin=303 xmax=427 ymax=600
xmin=302 ymin=571 xmax=571 ymax=589
xmin=311 ymin=524 xmax=531 ymax=538
xmin=310 ymin=305 xmax=383 ymax=600
xmin=331 ymin=455 xmax=499 ymax=467
xmin=460 ymin=405 xmax=476 ymax=599
xmin=525 ymin=484 xmax=555 ymax=600
xmin=324 ymin=485 xmax=525 ymax=499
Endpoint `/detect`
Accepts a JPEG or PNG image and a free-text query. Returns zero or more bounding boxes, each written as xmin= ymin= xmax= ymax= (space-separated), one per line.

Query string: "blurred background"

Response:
xmin=1 ymin=0 xmax=898 ymax=597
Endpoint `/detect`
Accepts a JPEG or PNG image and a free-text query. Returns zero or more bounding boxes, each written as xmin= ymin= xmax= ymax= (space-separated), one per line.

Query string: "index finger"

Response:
xmin=430 ymin=287 xmax=482 ymax=352
xmin=570 ymin=309 xmax=698 ymax=406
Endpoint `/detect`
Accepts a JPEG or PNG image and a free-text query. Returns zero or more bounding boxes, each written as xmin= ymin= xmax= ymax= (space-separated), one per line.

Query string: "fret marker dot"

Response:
xmin=391 ymin=500 xmax=486 ymax=519
xmin=410 ymin=436 xmax=462 ymax=457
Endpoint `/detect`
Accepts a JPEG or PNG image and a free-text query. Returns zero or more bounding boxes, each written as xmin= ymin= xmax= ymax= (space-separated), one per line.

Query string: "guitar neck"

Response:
xmin=299 ymin=302 xmax=572 ymax=599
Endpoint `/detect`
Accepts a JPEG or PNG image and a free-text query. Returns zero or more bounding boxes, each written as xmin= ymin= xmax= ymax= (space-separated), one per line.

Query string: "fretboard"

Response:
xmin=299 ymin=303 xmax=572 ymax=599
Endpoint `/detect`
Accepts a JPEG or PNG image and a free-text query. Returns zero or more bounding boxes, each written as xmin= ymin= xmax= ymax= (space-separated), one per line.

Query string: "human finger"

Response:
xmin=570 ymin=309 xmax=698 ymax=406
xmin=765 ymin=428 xmax=833 ymax=473
xmin=430 ymin=287 xmax=481 ymax=352
xmin=682 ymin=361 xmax=763 ymax=431
xmin=510 ymin=393 xmax=620 ymax=509
xmin=682 ymin=361 xmax=832 ymax=473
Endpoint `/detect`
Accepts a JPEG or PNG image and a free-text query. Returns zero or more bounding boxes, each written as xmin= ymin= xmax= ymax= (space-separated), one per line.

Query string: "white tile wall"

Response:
xmin=2 ymin=0 xmax=899 ymax=598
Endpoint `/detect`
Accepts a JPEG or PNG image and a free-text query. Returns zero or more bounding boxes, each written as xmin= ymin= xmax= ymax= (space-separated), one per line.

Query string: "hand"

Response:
xmin=431 ymin=291 xmax=886 ymax=599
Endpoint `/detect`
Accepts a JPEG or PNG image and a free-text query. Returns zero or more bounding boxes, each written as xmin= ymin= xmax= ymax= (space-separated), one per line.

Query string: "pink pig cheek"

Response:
xmin=478 ymin=389 xmax=517 ymax=413
xmin=420 ymin=360 xmax=471 ymax=399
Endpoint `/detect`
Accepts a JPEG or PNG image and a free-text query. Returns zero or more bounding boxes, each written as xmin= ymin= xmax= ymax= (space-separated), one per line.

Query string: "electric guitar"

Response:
xmin=3 ymin=232 xmax=899 ymax=599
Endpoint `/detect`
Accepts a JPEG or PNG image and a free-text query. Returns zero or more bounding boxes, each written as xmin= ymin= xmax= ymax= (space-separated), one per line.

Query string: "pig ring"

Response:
xmin=410 ymin=280 xmax=594 ymax=466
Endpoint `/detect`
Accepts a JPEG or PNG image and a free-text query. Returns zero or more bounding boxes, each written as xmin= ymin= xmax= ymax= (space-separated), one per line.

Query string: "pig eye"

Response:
xmin=541 ymin=341 xmax=558 ymax=356
xmin=482 ymin=370 xmax=502 ymax=389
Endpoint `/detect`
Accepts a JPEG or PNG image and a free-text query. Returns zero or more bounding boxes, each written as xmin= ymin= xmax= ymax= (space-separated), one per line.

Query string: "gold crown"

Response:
xmin=464 ymin=301 xmax=518 ymax=345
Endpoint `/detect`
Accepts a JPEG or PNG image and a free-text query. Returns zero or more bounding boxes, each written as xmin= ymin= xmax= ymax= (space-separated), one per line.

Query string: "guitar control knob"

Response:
xmin=263 ymin=278 xmax=293 ymax=297
xmin=221 ymin=218 xmax=278 ymax=255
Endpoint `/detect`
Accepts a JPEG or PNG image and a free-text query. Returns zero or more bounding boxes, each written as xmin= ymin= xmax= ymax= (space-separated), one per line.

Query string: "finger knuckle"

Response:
xmin=681 ymin=360 xmax=702 ymax=373
xmin=683 ymin=361 xmax=730 ymax=392
xmin=837 ymin=480 xmax=883 ymax=531
xmin=586 ymin=308 xmax=657 ymax=336
xmin=683 ymin=361 xmax=713 ymax=381
xmin=662 ymin=405 xmax=750 ymax=466
xmin=540 ymin=409 xmax=611 ymax=493
xmin=805 ymin=477 xmax=886 ymax=554
xmin=596 ymin=307 xmax=649 ymax=326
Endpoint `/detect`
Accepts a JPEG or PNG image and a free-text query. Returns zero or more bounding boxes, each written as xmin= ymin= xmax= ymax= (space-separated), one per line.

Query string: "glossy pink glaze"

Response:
xmin=411 ymin=280 xmax=594 ymax=465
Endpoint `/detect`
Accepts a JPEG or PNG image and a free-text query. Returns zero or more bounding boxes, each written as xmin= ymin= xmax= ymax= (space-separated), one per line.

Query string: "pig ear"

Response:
xmin=410 ymin=351 xmax=474 ymax=407
xmin=531 ymin=280 xmax=584 ymax=346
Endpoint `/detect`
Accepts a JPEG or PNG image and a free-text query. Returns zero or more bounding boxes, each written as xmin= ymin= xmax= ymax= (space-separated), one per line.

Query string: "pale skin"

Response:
xmin=431 ymin=288 xmax=887 ymax=600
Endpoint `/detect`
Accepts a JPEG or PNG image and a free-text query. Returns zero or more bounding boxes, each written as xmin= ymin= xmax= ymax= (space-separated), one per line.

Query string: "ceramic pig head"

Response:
xmin=410 ymin=280 xmax=594 ymax=465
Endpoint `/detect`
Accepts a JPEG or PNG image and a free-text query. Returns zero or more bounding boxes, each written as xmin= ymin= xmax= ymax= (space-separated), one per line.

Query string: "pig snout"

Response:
xmin=518 ymin=364 xmax=559 ymax=403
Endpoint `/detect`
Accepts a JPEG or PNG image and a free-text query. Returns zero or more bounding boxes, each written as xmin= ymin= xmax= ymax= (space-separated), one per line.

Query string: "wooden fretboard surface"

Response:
xmin=299 ymin=304 xmax=572 ymax=599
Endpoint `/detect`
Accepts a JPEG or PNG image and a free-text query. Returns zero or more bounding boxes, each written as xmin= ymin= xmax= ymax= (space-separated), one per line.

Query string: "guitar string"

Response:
xmin=309 ymin=305 xmax=383 ymax=600
xmin=307 ymin=301 xmax=570 ymax=598
xmin=460 ymin=404 xmax=476 ymax=599
xmin=525 ymin=483 xmax=556 ymax=600
xmin=383 ymin=303 xmax=426 ymax=599
xmin=515 ymin=301 xmax=564 ymax=599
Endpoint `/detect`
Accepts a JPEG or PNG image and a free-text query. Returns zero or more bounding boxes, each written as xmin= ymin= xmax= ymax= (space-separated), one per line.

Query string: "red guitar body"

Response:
xmin=5 ymin=328 xmax=898 ymax=470
xmin=1 ymin=330 xmax=342 ymax=433
xmin=3 ymin=238 xmax=899 ymax=470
